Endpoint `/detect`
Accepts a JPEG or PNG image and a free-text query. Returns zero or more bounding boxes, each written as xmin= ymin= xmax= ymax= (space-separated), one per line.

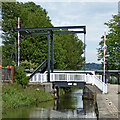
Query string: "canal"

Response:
xmin=3 ymin=89 xmax=97 ymax=119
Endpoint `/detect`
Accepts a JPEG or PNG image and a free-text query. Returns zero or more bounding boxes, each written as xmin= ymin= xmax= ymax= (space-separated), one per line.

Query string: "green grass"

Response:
xmin=2 ymin=84 xmax=53 ymax=111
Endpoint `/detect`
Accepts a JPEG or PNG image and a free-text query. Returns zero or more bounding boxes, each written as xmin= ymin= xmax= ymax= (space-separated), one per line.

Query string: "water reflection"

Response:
xmin=3 ymin=89 xmax=97 ymax=119
xmin=29 ymin=89 xmax=97 ymax=119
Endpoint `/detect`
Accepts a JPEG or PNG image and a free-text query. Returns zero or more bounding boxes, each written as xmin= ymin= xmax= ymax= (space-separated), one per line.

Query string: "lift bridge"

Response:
xmin=17 ymin=26 xmax=107 ymax=94
xmin=26 ymin=69 xmax=107 ymax=94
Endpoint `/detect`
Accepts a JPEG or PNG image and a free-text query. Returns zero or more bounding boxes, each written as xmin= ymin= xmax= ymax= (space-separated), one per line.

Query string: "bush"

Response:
xmin=14 ymin=66 xmax=29 ymax=88
xmin=109 ymin=79 xmax=118 ymax=84
xmin=21 ymin=60 xmax=38 ymax=69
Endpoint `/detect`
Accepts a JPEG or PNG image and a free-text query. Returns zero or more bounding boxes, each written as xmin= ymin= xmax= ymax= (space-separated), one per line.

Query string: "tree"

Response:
xmin=2 ymin=2 xmax=52 ymax=66
xmin=53 ymin=30 xmax=84 ymax=70
xmin=97 ymin=15 xmax=120 ymax=70
xmin=2 ymin=2 xmax=85 ymax=70
xmin=0 ymin=46 xmax=2 ymax=67
xmin=2 ymin=2 xmax=21 ymax=66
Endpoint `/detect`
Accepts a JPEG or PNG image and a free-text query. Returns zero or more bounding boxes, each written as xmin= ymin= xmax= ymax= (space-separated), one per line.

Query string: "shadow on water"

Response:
xmin=3 ymin=89 xmax=97 ymax=119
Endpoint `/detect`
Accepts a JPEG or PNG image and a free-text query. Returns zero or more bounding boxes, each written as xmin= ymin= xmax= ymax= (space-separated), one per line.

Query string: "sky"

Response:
xmin=1 ymin=0 xmax=119 ymax=64
xmin=37 ymin=2 xmax=118 ymax=64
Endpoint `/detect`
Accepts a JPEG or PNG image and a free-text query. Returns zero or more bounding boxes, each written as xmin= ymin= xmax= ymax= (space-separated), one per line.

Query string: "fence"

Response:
xmin=1 ymin=66 xmax=14 ymax=83
xmin=28 ymin=73 xmax=107 ymax=93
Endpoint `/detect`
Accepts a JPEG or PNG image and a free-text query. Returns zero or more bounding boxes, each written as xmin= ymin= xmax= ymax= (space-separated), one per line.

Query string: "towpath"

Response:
xmin=97 ymin=84 xmax=120 ymax=119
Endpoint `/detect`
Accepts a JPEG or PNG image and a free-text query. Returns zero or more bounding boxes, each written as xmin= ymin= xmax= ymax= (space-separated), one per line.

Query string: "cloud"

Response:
xmin=16 ymin=1 xmax=118 ymax=63
xmin=39 ymin=2 xmax=117 ymax=63
xmin=43 ymin=2 xmax=117 ymax=42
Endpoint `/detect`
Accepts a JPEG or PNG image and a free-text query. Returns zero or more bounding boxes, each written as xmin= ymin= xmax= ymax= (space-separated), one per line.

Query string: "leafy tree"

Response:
xmin=97 ymin=15 xmax=120 ymax=70
xmin=20 ymin=60 xmax=38 ymax=69
xmin=20 ymin=2 xmax=53 ymax=64
xmin=2 ymin=2 xmax=21 ymax=66
xmin=53 ymin=31 xmax=84 ymax=70
xmin=0 ymin=46 xmax=2 ymax=67
xmin=2 ymin=2 xmax=52 ymax=66
xmin=2 ymin=2 xmax=84 ymax=70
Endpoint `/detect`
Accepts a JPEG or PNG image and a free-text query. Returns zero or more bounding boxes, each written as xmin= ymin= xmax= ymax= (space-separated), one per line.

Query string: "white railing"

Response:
xmin=95 ymin=75 xmax=102 ymax=81
xmin=50 ymin=73 xmax=85 ymax=82
xmin=85 ymin=75 xmax=93 ymax=84
xmin=27 ymin=73 xmax=47 ymax=83
xmin=92 ymin=75 xmax=107 ymax=93
xmin=27 ymin=73 xmax=107 ymax=93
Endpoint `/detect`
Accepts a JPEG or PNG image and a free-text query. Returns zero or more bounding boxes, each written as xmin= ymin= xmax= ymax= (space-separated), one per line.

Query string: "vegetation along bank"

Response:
xmin=2 ymin=84 xmax=54 ymax=112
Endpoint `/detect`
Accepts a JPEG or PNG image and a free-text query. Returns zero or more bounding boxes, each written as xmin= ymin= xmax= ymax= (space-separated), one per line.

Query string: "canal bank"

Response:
xmin=97 ymin=84 xmax=120 ymax=119
xmin=2 ymin=83 xmax=54 ymax=112
xmin=2 ymin=89 xmax=97 ymax=118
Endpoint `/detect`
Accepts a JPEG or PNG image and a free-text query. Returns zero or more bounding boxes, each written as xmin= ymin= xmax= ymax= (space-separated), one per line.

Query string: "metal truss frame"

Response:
xmin=17 ymin=26 xmax=86 ymax=82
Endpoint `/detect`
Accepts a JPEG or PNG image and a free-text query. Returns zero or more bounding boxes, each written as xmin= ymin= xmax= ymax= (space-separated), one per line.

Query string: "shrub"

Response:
xmin=109 ymin=79 xmax=118 ymax=84
xmin=14 ymin=66 xmax=29 ymax=88
xmin=21 ymin=60 xmax=38 ymax=69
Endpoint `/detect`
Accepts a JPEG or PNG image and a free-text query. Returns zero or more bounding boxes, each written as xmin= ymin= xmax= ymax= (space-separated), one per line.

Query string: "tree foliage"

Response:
xmin=14 ymin=66 xmax=29 ymax=88
xmin=2 ymin=2 xmax=52 ymax=66
xmin=20 ymin=60 xmax=38 ymax=69
xmin=2 ymin=2 xmax=84 ymax=70
xmin=0 ymin=46 xmax=2 ymax=67
xmin=2 ymin=2 xmax=21 ymax=66
xmin=53 ymin=32 xmax=84 ymax=70
xmin=97 ymin=15 xmax=120 ymax=70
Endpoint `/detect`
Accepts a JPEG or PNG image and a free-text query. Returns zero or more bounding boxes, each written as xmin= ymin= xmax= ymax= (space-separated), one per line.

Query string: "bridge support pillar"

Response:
xmin=43 ymin=83 xmax=53 ymax=93
xmin=83 ymin=86 xmax=94 ymax=100
xmin=83 ymin=85 xmax=101 ymax=100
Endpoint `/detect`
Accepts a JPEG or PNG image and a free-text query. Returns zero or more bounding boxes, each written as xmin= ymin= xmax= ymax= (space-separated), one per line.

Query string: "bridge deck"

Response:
xmin=52 ymin=81 xmax=86 ymax=87
xmin=27 ymin=72 xmax=107 ymax=93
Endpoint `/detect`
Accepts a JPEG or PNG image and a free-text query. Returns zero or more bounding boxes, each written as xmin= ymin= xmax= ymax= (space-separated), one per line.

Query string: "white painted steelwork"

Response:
xmin=27 ymin=72 xmax=107 ymax=93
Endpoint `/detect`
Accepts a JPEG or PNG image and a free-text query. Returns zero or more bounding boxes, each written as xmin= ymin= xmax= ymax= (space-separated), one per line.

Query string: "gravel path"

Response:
xmin=97 ymin=84 xmax=120 ymax=119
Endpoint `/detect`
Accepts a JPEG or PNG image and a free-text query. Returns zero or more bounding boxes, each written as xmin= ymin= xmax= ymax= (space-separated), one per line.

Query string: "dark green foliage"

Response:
xmin=14 ymin=66 xmax=29 ymax=88
xmin=0 ymin=46 xmax=1 ymax=66
xmin=20 ymin=60 xmax=38 ymax=69
xmin=2 ymin=2 xmax=52 ymax=67
xmin=54 ymin=33 xmax=84 ymax=70
xmin=2 ymin=2 xmax=21 ymax=66
xmin=109 ymin=79 xmax=118 ymax=84
xmin=97 ymin=15 xmax=120 ymax=70
xmin=19 ymin=2 xmax=53 ymax=65
xmin=2 ymin=2 xmax=84 ymax=70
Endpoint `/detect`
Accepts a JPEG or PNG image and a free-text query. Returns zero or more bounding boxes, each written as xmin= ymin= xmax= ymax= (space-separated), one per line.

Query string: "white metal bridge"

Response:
xmin=27 ymin=70 xmax=107 ymax=93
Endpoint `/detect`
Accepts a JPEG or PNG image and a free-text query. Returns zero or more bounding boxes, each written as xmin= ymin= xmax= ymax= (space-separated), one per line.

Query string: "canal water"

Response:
xmin=3 ymin=89 xmax=97 ymax=119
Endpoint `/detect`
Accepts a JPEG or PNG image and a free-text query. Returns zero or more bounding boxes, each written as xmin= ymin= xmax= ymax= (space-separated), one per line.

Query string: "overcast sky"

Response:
xmin=2 ymin=0 xmax=119 ymax=64
xmin=37 ymin=2 xmax=118 ymax=64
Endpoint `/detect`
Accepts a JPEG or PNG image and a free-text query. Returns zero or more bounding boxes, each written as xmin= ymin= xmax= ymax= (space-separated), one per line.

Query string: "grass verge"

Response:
xmin=2 ymin=83 xmax=53 ymax=112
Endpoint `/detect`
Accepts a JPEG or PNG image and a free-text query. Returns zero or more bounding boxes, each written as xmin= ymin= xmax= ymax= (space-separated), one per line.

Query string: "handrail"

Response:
xmin=28 ymin=72 xmax=107 ymax=93
xmin=30 ymin=59 xmax=47 ymax=78
xmin=93 ymin=75 xmax=107 ymax=93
